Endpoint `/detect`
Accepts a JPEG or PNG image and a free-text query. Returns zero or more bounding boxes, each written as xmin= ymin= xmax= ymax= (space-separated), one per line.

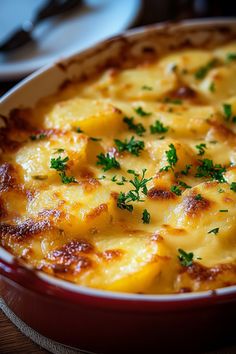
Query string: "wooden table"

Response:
xmin=0 ymin=310 xmax=48 ymax=354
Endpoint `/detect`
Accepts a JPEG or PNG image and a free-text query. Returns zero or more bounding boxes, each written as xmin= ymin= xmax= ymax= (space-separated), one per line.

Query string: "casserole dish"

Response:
xmin=1 ymin=19 xmax=236 ymax=353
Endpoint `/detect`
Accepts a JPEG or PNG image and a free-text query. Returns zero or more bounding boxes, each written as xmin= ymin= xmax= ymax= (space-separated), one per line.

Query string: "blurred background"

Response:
xmin=0 ymin=0 xmax=236 ymax=96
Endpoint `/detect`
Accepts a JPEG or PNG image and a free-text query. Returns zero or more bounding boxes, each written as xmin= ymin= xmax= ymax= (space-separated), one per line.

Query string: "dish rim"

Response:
xmin=1 ymin=17 xmax=236 ymax=303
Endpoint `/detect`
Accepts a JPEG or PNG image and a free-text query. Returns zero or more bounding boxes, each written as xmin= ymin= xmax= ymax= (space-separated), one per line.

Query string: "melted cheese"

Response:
xmin=2 ymin=41 xmax=236 ymax=294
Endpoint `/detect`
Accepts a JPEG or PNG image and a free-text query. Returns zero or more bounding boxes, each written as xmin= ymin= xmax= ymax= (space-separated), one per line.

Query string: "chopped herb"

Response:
xmin=117 ymin=169 xmax=152 ymax=212
xmin=127 ymin=169 xmax=139 ymax=177
xmin=195 ymin=143 xmax=207 ymax=156
xmin=195 ymin=59 xmax=218 ymax=80
xmin=181 ymin=164 xmax=192 ymax=176
xmin=142 ymin=209 xmax=151 ymax=224
xmin=114 ymin=136 xmax=144 ymax=156
xmin=171 ymin=185 xmax=182 ymax=196
xmin=142 ymin=85 xmax=153 ymax=91
xmin=53 ymin=148 xmax=65 ymax=154
xmin=32 ymin=175 xmax=48 ymax=180
xmin=90 ymin=137 xmax=102 ymax=142
xmin=50 ymin=156 xmax=69 ymax=171
xmin=223 ymin=103 xmax=232 ymax=121
xmin=111 ymin=175 xmax=127 ymax=185
xmin=218 ymin=188 xmax=225 ymax=193
xmin=230 ymin=182 xmax=236 ymax=192
xmin=195 ymin=194 xmax=202 ymax=201
xmin=195 ymin=159 xmax=226 ymax=183
xmin=178 ymin=248 xmax=194 ymax=267
xmin=134 ymin=106 xmax=151 ymax=117
xmin=227 ymin=53 xmax=236 ymax=62
xmin=123 ymin=117 xmax=146 ymax=136
xmin=96 ymin=153 xmax=120 ymax=172
xmin=164 ymin=97 xmax=182 ymax=105
xmin=208 ymin=227 xmax=219 ymax=235
xmin=219 ymin=209 xmax=228 ymax=212
xmin=209 ymin=82 xmax=215 ymax=92
xmin=97 ymin=175 xmax=106 ymax=180
xmin=30 ymin=133 xmax=47 ymax=141
xmin=76 ymin=127 xmax=83 ymax=133
xmin=59 ymin=171 xmax=77 ymax=184
xmin=233 ymin=117 xmax=236 ymax=123
xmin=150 ymin=120 xmax=169 ymax=134
xmin=178 ymin=181 xmax=191 ymax=189
xmin=160 ymin=144 xmax=178 ymax=172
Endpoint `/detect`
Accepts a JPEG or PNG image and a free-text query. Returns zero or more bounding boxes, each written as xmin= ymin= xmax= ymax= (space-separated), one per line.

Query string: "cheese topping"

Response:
xmin=2 ymin=42 xmax=236 ymax=294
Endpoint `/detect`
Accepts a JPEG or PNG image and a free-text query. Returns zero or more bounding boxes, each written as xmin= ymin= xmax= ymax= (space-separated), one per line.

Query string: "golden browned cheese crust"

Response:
xmin=2 ymin=40 xmax=236 ymax=294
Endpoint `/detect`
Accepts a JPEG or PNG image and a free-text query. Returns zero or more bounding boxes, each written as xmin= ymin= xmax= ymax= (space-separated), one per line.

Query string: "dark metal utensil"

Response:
xmin=0 ymin=0 xmax=82 ymax=52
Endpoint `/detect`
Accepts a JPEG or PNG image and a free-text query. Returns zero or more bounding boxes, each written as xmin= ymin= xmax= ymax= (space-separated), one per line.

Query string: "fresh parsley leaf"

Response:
xmin=59 ymin=171 xmax=77 ymax=184
xmin=195 ymin=194 xmax=202 ymax=200
xmin=142 ymin=85 xmax=153 ymax=91
xmin=195 ymin=59 xmax=218 ymax=80
xmin=90 ymin=137 xmax=102 ymax=142
xmin=223 ymin=103 xmax=232 ymax=121
xmin=134 ymin=106 xmax=151 ymax=117
xmin=209 ymin=82 xmax=215 ymax=92
xmin=164 ymin=97 xmax=182 ymax=105
xmin=142 ymin=209 xmax=150 ymax=224
xmin=195 ymin=159 xmax=226 ymax=183
xmin=50 ymin=156 xmax=69 ymax=171
xmin=30 ymin=133 xmax=47 ymax=141
xmin=181 ymin=164 xmax=192 ymax=176
xmin=171 ymin=185 xmax=182 ymax=196
xmin=76 ymin=127 xmax=83 ymax=133
xmin=160 ymin=144 xmax=178 ymax=172
xmin=178 ymin=181 xmax=191 ymax=189
xmin=150 ymin=120 xmax=169 ymax=134
xmin=123 ymin=117 xmax=146 ymax=136
xmin=114 ymin=136 xmax=144 ymax=156
xmin=178 ymin=249 xmax=194 ymax=267
xmin=195 ymin=143 xmax=207 ymax=156
xmin=117 ymin=169 xmax=152 ymax=212
xmin=208 ymin=227 xmax=219 ymax=235
xmin=53 ymin=148 xmax=65 ymax=154
xmin=219 ymin=209 xmax=228 ymax=212
xmin=111 ymin=175 xmax=127 ymax=185
xmin=218 ymin=188 xmax=225 ymax=193
xmin=227 ymin=53 xmax=236 ymax=62
xmin=230 ymin=182 xmax=236 ymax=192
xmin=96 ymin=153 xmax=120 ymax=172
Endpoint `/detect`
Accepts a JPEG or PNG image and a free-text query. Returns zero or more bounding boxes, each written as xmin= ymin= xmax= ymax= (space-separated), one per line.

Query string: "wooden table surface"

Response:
xmin=0 ymin=310 xmax=48 ymax=354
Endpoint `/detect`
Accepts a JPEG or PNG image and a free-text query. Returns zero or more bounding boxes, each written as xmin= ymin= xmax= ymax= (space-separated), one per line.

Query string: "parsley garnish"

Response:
xmin=227 ymin=53 xmax=236 ymax=62
xmin=160 ymin=144 xmax=178 ymax=172
xmin=134 ymin=107 xmax=151 ymax=117
xmin=194 ymin=59 xmax=218 ymax=80
xmin=178 ymin=249 xmax=194 ymax=267
xmin=195 ymin=194 xmax=202 ymax=200
xmin=142 ymin=85 xmax=153 ymax=91
xmin=59 ymin=172 xmax=77 ymax=184
xmin=30 ymin=133 xmax=47 ymax=141
xmin=171 ymin=185 xmax=182 ymax=196
xmin=50 ymin=156 xmax=69 ymax=171
xmin=230 ymin=182 xmax=236 ymax=192
xmin=90 ymin=137 xmax=102 ymax=142
xmin=195 ymin=159 xmax=226 ymax=182
xmin=178 ymin=181 xmax=191 ymax=189
xmin=223 ymin=103 xmax=232 ymax=121
xmin=219 ymin=209 xmax=228 ymax=212
xmin=123 ymin=117 xmax=146 ymax=136
xmin=142 ymin=209 xmax=150 ymax=224
xmin=50 ymin=155 xmax=76 ymax=184
xmin=111 ymin=175 xmax=127 ymax=185
xmin=53 ymin=148 xmax=65 ymax=154
xmin=209 ymin=82 xmax=215 ymax=92
xmin=117 ymin=169 xmax=152 ymax=212
xmin=114 ymin=136 xmax=144 ymax=156
xmin=208 ymin=227 xmax=219 ymax=235
xmin=150 ymin=120 xmax=169 ymax=134
xmin=195 ymin=143 xmax=207 ymax=156
xmin=181 ymin=164 xmax=192 ymax=176
xmin=96 ymin=153 xmax=120 ymax=172
xmin=76 ymin=127 xmax=83 ymax=133
xmin=218 ymin=188 xmax=225 ymax=193
xmin=164 ymin=97 xmax=182 ymax=105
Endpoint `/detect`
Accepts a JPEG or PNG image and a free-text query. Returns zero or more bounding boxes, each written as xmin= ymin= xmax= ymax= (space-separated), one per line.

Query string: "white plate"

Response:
xmin=0 ymin=0 xmax=141 ymax=80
